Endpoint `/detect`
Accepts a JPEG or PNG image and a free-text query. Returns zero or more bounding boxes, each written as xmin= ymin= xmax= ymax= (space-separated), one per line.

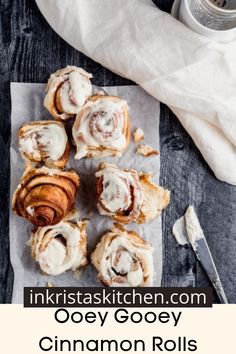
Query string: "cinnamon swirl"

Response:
xmin=72 ymin=95 xmax=130 ymax=159
xmin=18 ymin=121 xmax=70 ymax=168
xmin=44 ymin=66 xmax=92 ymax=120
xmin=30 ymin=220 xmax=88 ymax=275
xmin=96 ymin=162 xmax=170 ymax=224
xmin=12 ymin=165 xmax=80 ymax=226
xmin=91 ymin=224 xmax=154 ymax=287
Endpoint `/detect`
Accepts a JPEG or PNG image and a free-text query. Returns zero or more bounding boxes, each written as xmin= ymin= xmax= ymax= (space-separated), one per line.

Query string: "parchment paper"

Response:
xmin=10 ymin=83 xmax=161 ymax=303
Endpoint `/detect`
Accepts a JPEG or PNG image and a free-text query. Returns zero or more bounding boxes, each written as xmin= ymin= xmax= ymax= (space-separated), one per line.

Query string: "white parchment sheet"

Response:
xmin=10 ymin=83 xmax=161 ymax=303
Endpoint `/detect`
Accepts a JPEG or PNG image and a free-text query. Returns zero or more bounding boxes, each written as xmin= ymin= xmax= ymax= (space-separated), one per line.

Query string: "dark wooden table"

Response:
xmin=1 ymin=0 xmax=236 ymax=303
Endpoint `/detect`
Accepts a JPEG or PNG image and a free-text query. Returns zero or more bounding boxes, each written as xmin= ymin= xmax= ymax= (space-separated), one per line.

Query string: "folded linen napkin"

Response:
xmin=36 ymin=0 xmax=236 ymax=185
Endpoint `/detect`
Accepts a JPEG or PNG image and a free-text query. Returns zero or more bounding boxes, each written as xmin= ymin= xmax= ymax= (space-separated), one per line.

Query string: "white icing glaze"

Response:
xmin=19 ymin=123 xmax=68 ymax=162
xmin=31 ymin=221 xmax=87 ymax=275
xmin=100 ymin=171 xmax=131 ymax=212
xmin=60 ymin=80 xmax=77 ymax=114
xmin=26 ymin=206 xmax=35 ymax=216
xmin=92 ymin=232 xmax=154 ymax=287
xmin=44 ymin=66 xmax=92 ymax=120
xmin=127 ymin=266 xmax=144 ymax=287
xmin=96 ymin=164 xmax=143 ymax=218
xmin=172 ymin=215 xmax=189 ymax=245
xmin=172 ymin=206 xmax=203 ymax=247
xmin=111 ymin=250 xmax=133 ymax=273
xmin=185 ymin=206 xmax=204 ymax=249
xmin=73 ymin=97 xmax=128 ymax=159
xmin=69 ymin=71 xmax=92 ymax=106
xmin=60 ymin=70 xmax=92 ymax=114
xmin=43 ymin=239 xmax=67 ymax=269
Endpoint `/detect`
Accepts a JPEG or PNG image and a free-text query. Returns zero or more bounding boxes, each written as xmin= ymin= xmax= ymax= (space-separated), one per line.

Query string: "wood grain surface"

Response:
xmin=0 ymin=0 xmax=235 ymax=303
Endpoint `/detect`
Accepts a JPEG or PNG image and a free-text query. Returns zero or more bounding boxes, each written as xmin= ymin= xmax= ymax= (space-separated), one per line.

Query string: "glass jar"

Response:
xmin=189 ymin=0 xmax=236 ymax=31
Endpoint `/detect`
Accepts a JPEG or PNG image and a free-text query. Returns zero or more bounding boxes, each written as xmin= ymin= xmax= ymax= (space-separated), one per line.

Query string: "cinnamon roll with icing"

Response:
xmin=44 ymin=66 xmax=92 ymax=120
xmin=30 ymin=220 xmax=88 ymax=276
xmin=12 ymin=165 xmax=80 ymax=226
xmin=72 ymin=95 xmax=130 ymax=159
xmin=91 ymin=224 xmax=154 ymax=287
xmin=96 ymin=162 xmax=142 ymax=224
xmin=96 ymin=162 xmax=170 ymax=224
xmin=18 ymin=121 xmax=70 ymax=168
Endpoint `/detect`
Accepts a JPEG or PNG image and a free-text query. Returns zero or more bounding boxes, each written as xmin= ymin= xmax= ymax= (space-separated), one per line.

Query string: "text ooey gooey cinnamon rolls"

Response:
xmin=72 ymin=94 xmax=130 ymax=159
xmin=30 ymin=220 xmax=88 ymax=275
xmin=96 ymin=162 xmax=170 ymax=224
xmin=91 ymin=224 xmax=154 ymax=287
xmin=12 ymin=166 xmax=80 ymax=226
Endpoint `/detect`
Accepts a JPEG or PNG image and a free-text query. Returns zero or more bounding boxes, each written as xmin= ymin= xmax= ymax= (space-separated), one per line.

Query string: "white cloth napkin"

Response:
xmin=36 ymin=0 xmax=236 ymax=185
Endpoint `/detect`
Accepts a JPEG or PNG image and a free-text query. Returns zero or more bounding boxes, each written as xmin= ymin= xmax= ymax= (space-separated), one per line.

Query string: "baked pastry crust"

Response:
xmin=91 ymin=224 xmax=154 ymax=287
xmin=18 ymin=120 xmax=70 ymax=168
xmin=137 ymin=172 xmax=170 ymax=223
xmin=12 ymin=165 xmax=80 ymax=226
xmin=96 ymin=162 xmax=170 ymax=224
xmin=72 ymin=94 xmax=130 ymax=159
xmin=30 ymin=220 xmax=88 ymax=276
xmin=136 ymin=144 xmax=159 ymax=157
xmin=44 ymin=66 xmax=92 ymax=120
xmin=133 ymin=128 xmax=144 ymax=142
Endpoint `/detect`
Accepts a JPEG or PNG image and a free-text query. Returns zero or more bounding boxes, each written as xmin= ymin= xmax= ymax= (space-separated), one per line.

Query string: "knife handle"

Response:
xmin=213 ymin=280 xmax=228 ymax=304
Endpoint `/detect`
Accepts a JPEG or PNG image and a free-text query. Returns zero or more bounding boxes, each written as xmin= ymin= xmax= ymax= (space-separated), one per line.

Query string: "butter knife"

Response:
xmin=185 ymin=206 xmax=228 ymax=304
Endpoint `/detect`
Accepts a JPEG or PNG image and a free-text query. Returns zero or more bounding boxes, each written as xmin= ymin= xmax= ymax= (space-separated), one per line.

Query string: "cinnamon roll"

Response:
xmin=18 ymin=121 xmax=70 ymax=168
xmin=91 ymin=224 xmax=154 ymax=287
xmin=12 ymin=166 xmax=80 ymax=226
xmin=30 ymin=220 xmax=88 ymax=276
xmin=72 ymin=95 xmax=130 ymax=159
xmin=96 ymin=162 xmax=170 ymax=224
xmin=44 ymin=66 xmax=92 ymax=120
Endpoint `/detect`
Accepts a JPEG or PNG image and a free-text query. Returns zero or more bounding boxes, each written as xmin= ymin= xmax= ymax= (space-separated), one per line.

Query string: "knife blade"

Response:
xmin=185 ymin=206 xmax=228 ymax=304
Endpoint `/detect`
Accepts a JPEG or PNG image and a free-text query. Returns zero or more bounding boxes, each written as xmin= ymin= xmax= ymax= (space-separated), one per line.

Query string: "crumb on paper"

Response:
xmin=47 ymin=282 xmax=55 ymax=287
xmin=137 ymin=144 xmax=159 ymax=157
xmin=74 ymin=269 xmax=84 ymax=280
xmin=96 ymin=90 xmax=106 ymax=96
xmin=133 ymin=128 xmax=144 ymax=142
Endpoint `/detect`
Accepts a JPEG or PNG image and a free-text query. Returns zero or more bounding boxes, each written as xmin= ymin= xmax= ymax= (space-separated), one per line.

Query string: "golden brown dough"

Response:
xmin=136 ymin=144 xmax=159 ymax=157
xmin=18 ymin=120 xmax=70 ymax=168
xmin=91 ymin=224 xmax=154 ymax=287
xmin=72 ymin=94 xmax=130 ymax=159
xmin=133 ymin=128 xmax=144 ymax=142
xmin=137 ymin=173 xmax=170 ymax=224
xmin=96 ymin=162 xmax=170 ymax=224
xmin=44 ymin=66 xmax=92 ymax=120
xmin=12 ymin=165 xmax=80 ymax=226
